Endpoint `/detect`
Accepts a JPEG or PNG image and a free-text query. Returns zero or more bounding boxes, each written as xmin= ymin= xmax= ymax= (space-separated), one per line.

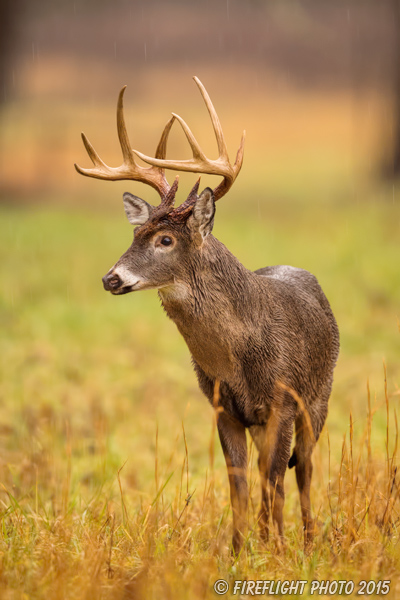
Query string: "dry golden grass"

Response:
xmin=0 ymin=368 xmax=399 ymax=599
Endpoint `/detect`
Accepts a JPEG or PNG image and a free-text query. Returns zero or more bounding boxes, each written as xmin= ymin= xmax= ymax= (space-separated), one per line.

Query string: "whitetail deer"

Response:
xmin=75 ymin=77 xmax=339 ymax=555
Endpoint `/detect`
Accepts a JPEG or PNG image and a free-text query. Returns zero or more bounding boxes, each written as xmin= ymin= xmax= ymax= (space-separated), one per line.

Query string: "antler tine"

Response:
xmin=116 ymin=86 xmax=135 ymax=166
xmin=170 ymin=113 xmax=207 ymax=161
xmin=133 ymin=114 xmax=211 ymax=173
xmin=155 ymin=115 xmax=175 ymax=160
xmin=75 ymin=87 xmax=174 ymax=200
xmin=192 ymin=76 xmax=229 ymax=162
xmin=213 ymin=129 xmax=246 ymax=201
xmin=132 ymin=77 xmax=245 ymax=203
xmin=75 ymin=132 xmax=110 ymax=177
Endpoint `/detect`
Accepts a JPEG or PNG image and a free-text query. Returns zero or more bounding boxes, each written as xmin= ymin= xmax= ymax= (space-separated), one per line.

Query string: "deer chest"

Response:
xmin=182 ymin=325 xmax=238 ymax=382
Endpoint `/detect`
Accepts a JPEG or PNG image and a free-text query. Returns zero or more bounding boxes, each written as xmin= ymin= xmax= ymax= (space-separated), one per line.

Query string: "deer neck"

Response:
xmin=158 ymin=235 xmax=254 ymax=380
xmin=159 ymin=235 xmax=251 ymax=317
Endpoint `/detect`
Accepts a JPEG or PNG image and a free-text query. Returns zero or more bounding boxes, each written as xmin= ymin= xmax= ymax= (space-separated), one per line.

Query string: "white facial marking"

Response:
xmin=113 ymin=265 xmax=142 ymax=288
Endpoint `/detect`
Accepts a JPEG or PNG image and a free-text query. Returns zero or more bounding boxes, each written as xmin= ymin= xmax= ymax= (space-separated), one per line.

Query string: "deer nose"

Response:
xmin=102 ymin=272 xmax=122 ymax=291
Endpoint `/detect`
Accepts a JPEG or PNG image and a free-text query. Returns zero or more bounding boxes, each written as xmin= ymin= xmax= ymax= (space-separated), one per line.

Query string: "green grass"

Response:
xmin=0 ymin=190 xmax=399 ymax=598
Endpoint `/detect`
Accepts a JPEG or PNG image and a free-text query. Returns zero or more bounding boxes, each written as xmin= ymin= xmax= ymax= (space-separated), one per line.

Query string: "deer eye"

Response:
xmin=160 ymin=236 xmax=173 ymax=246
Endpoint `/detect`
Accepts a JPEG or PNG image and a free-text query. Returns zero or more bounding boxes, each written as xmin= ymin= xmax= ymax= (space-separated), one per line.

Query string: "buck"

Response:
xmin=75 ymin=77 xmax=339 ymax=554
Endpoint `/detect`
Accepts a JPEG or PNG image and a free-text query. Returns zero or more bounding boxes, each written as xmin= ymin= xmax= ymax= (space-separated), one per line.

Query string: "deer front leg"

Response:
xmin=256 ymin=407 xmax=294 ymax=546
xmin=217 ymin=410 xmax=248 ymax=555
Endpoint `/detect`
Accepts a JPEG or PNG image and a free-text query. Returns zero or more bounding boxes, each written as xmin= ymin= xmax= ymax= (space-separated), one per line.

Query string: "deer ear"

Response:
xmin=123 ymin=192 xmax=153 ymax=225
xmin=188 ymin=187 xmax=215 ymax=240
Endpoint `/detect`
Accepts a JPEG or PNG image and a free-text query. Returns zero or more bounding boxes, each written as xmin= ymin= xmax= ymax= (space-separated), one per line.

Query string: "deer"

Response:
xmin=75 ymin=77 xmax=339 ymax=555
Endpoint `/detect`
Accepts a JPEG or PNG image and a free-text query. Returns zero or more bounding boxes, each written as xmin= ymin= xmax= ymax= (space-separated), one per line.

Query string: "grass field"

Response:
xmin=0 ymin=182 xmax=399 ymax=597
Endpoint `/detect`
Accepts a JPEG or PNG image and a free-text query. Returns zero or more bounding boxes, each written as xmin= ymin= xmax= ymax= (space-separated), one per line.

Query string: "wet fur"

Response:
xmin=159 ymin=234 xmax=339 ymax=552
xmin=110 ymin=191 xmax=339 ymax=554
xmin=161 ymin=236 xmax=338 ymax=435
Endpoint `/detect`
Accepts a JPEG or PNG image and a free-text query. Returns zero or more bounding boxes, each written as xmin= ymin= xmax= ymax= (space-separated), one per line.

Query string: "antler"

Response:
xmin=133 ymin=77 xmax=246 ymax=205
xmin=74 ymin=86 xmax=177 ymax=203
xmin=75 ymin=78 xmax=245 ymax=218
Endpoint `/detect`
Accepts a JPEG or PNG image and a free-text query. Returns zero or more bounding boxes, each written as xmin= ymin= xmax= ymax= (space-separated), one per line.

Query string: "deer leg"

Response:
xmin=290 ymin=413 xmax=315 ymax=547
xmin=217 ymin=410 xmax=248 ymax=555
xmin=256 ymin=407 xmax=294 ymax=545
xmin=255 ymin=413 xmax=278 ymax=542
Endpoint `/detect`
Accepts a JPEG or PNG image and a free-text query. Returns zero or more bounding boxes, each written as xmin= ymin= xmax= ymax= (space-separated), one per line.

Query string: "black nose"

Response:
xmin=102 ymin=273 xmax=122 ymax=291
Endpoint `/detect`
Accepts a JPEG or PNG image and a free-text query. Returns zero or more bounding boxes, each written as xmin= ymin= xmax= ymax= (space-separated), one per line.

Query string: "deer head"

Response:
xmin=75 ymin=77 xmax=245 ymax=295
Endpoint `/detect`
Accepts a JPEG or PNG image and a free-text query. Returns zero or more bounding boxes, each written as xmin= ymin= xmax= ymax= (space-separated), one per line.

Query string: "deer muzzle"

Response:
xmin=102 ymin=272 xmax=122 ymax=292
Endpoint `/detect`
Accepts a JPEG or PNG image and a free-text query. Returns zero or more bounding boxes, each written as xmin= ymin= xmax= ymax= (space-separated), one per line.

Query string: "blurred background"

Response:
xmin=0 ymin=2 xmax=399 ymax=592
xmin=2 ymin=0 xmax=400 ymax=201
